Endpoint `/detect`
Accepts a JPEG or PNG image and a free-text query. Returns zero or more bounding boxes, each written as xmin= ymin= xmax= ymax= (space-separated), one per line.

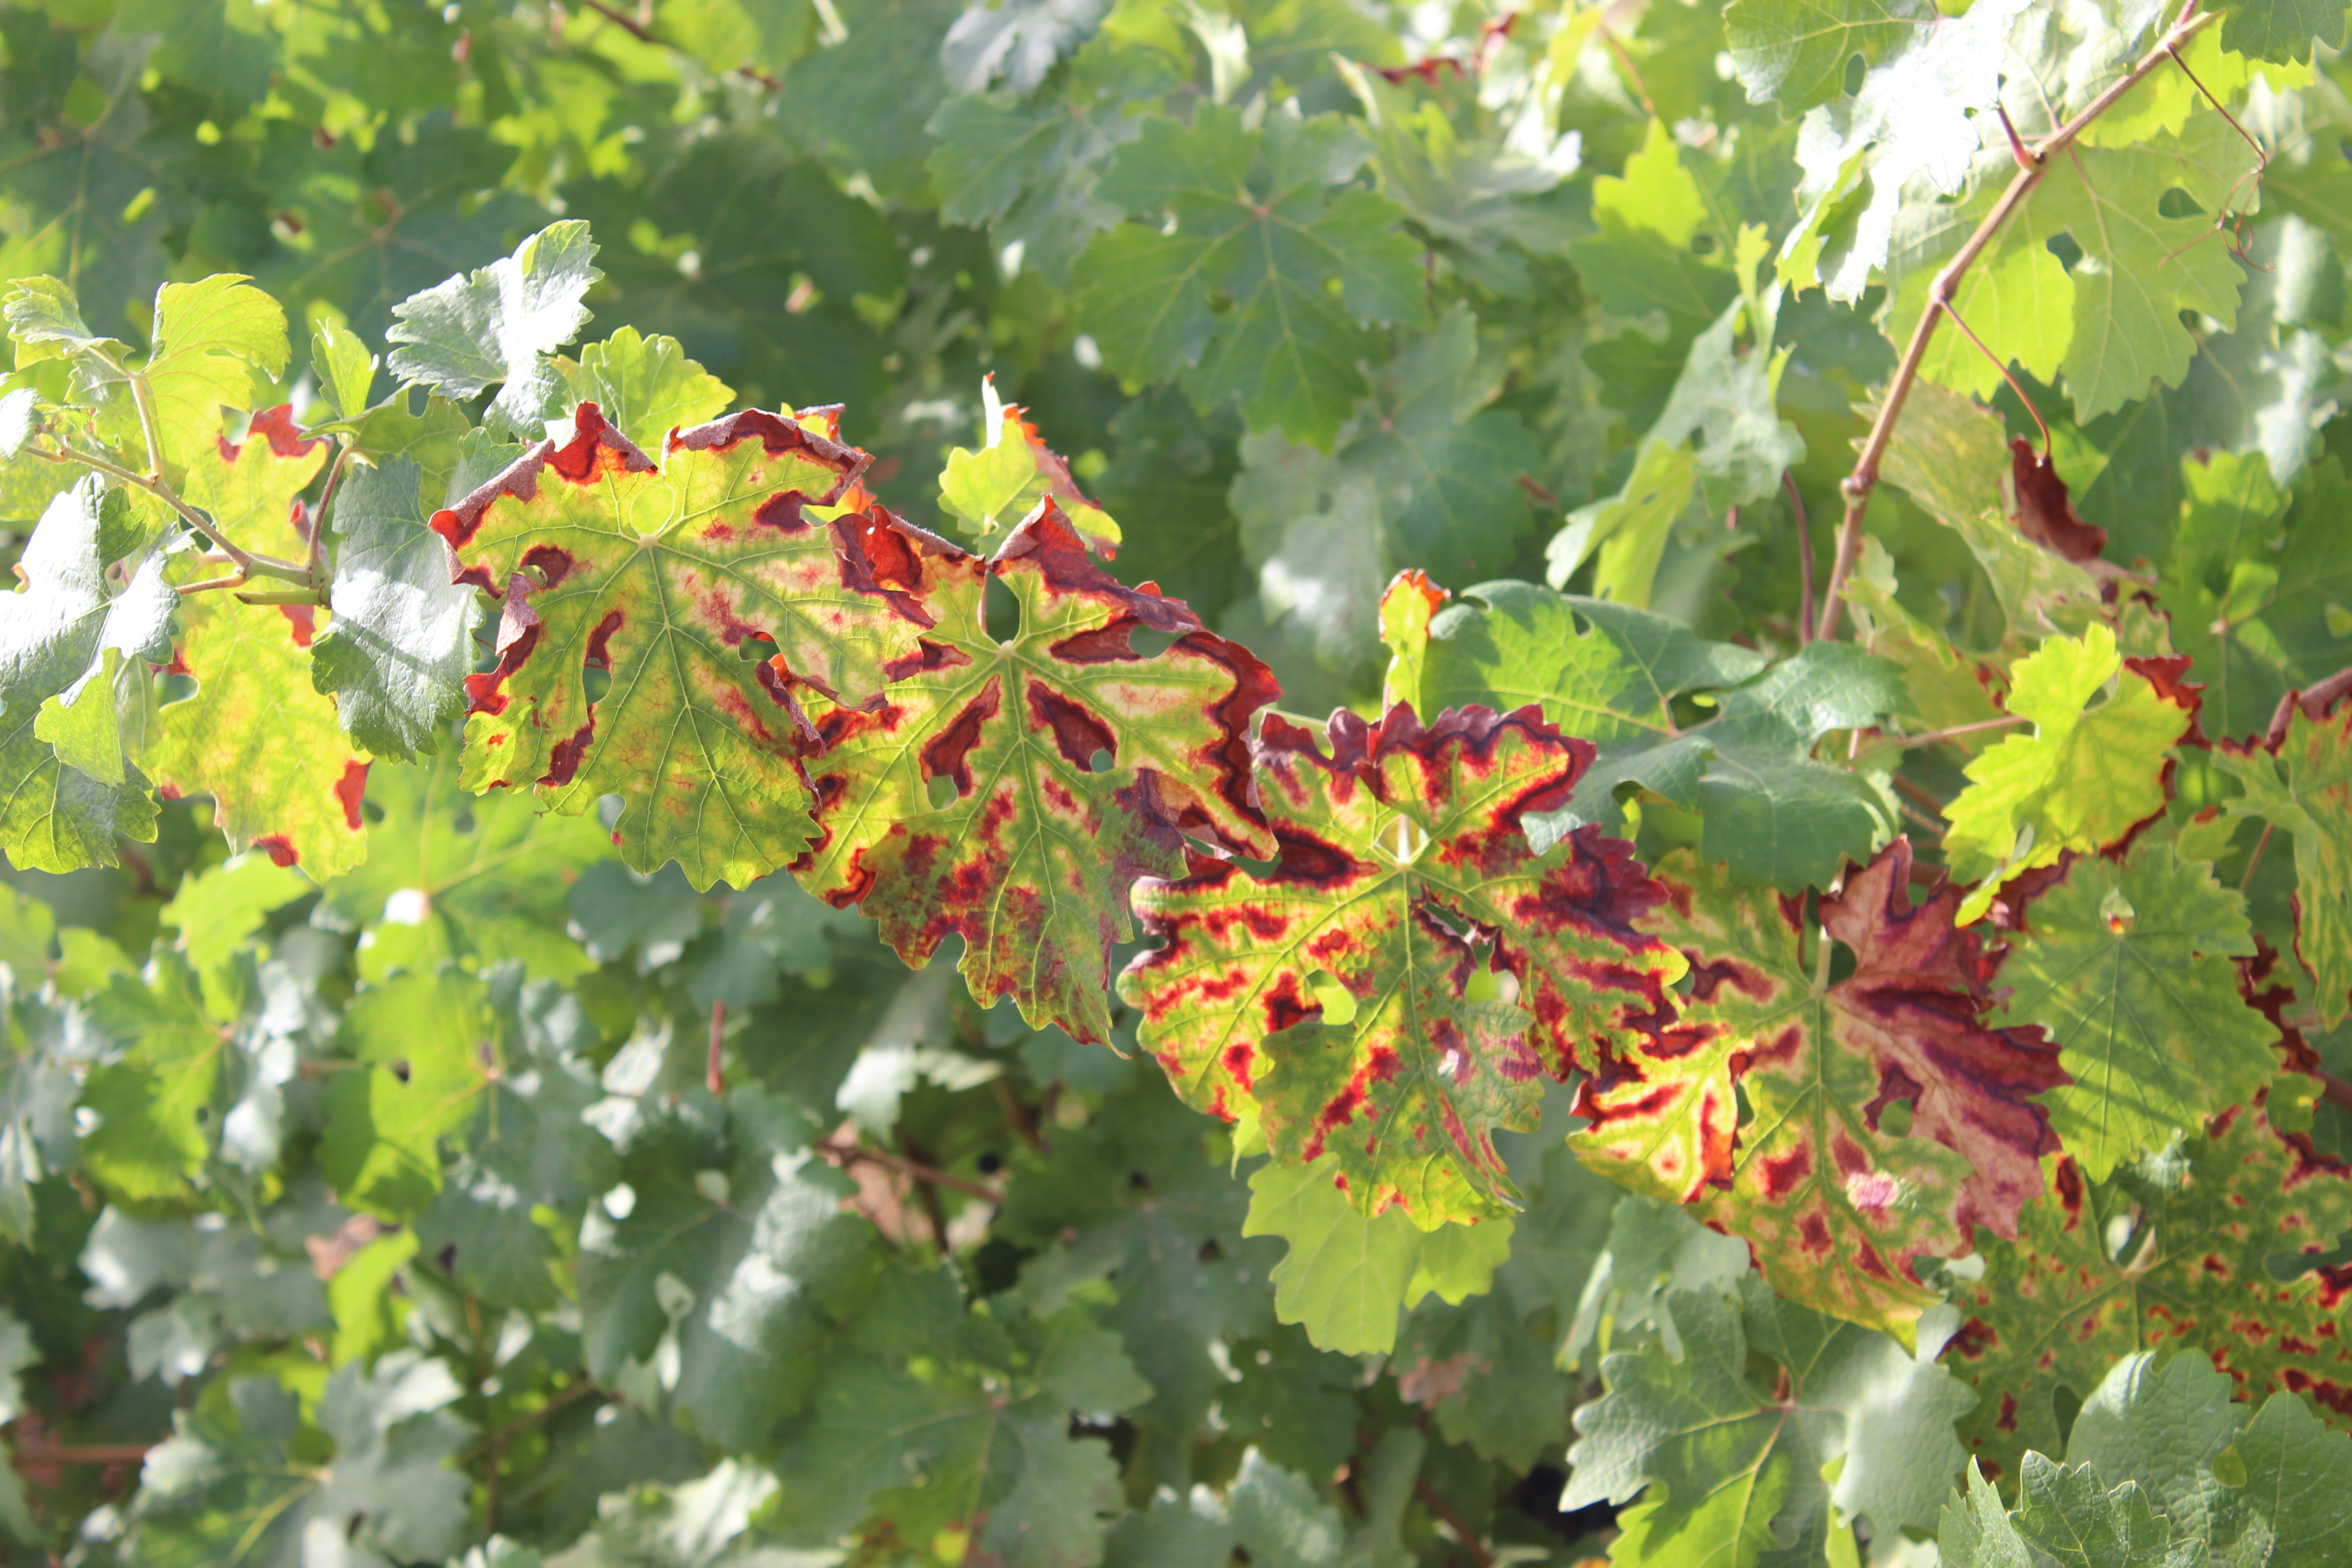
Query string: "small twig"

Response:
xmin=1785 ymin=473 xmax=1813 ymax=645
xmin=2167 ymin=42 xmax=2268 ymax=219
xmin=29 ymin=441 xmax=311 ymax=585
xmin=458 ymin=1379 xmax=603 ymax=1463
xmin=1899 ymin=802 xmax=1947 ymax=838
xmin=1995 ymin=103 xmax=2036 ymax=171
xmin=820 ymin=1139 xmax=1000 ymax=1203
xmin=1816 ymin=3 xmax=2219 ymax=640
xmin=1890 ymin=773 xmax=1950 ymax=819
xmin=2316 ymin=1067 xmax=2352 ymax=1117
xmin=2239 ymin=821 xmax=2274 ymax=893
xmin=1851 ymin=714 xmax=2029 ymax=763
xmin=1414 ymin=1479 xmax=1494 ymax=1568
xmin=706 ymin=999 xmax=726 ymax=1097
xmin=1594 ymin=24 xmax=1656 ymax=118
xmin=308 ymin=441 xmax=353 ymax=576
xmin=232 ymin=587 xmax=331 ymax=606
xmin=575 ymin=0 xmax=659 ymax=42
xmin=9 ymin=1438 xmax=153 ymax=1465
xmin=1939 ymin=296 xmax=2053 ymax=456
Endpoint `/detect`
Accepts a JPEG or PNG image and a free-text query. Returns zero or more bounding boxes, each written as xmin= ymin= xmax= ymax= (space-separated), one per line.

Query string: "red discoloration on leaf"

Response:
xmin=1575 ymin=840 xmax=2067 ymax=1342
xmin=793 ymin=501 xmax=1278 ymax=1047
xmin=1950 ymin=1102 xmax=2352 ymax=1483
xmin=2009 ymin=439 xmax=2108 ymax=562
xmin=434 ymin=401 xmax=913 ymax=889
xmin=255 ymin=835 xmax=299 ymax=867
xmin=278 ymin=606 xmax=316 ymax=650
xmin=334 ymin=762 xmax=369 ymax=832
xmin=1126 ymin=701 xmax=1681 ymax=1224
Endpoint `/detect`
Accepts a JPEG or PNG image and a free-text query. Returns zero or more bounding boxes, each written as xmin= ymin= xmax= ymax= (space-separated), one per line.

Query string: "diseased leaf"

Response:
xmin=937 ymin=378 xmax=1121 ymax=552
xmin=794 ymin=501 xmax=1278 ymax=1046
xmin=142 ymin=276 xmax=290 ymax=469
xmin=151 ymin=430 xmax=370 ymax=877
xmin=1993 ymin=841 xmax=2276 ymax=1180
xmin=0 ymin=479 xmax=174 ymax=872
xmin=1563 ymin=1281 xmax=1974 ymax=1568
xmin=2066 ymin=1351 xmax=2246 ymax=1547
xmin=1945 ymin=1104 xmax=2352 ymax=1487
xmin=1723 ymin=0 xmax=1937 ymax=115
xmin=2213 ymin=697 xmax=2352 ymax=1027
xmin=1075 ymin=103 xmax=1425 ymax=448
xmin=1573 ymin=842 xmax=2068 ymax=1342
xmin=1943 ymin=625 xmax=2199 ymax=922
xmin=1126 ymin=703 xmax=1682 ymax=1225
xmin=387 ymin=222 xmax=602 ymax=435
xmin=439 ymin=402 xmax=918 ymax=890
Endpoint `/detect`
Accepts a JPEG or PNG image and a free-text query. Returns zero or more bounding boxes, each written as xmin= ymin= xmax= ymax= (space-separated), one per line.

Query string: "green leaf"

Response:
xmin=386 ymin=221 xmax=602 ymax=436
xmin=941 ymin=0 xmax=1103 ymax=94
xmin=2011 ymin=1454 xmax=2203 ymax=1568
xmin=1232 ymin=307 xmax=1538 ymax=666
xmin=775 ymin=0 xmax=962 ymax=206
xmin=1943 ymin=624 xmax=2198 ymax=921
xmin=923 ymin=57 xmax=1142 ymax=287
xmin=129 ymin=1353 xmax=472 ymax=1568
xmin=143 ymin=276 xmax=291 ymax=470
xmin=308 ymin=314 xmax=376 ymax=421
xmin=2213 ymin=698 xmax=2352 ymax=1026
xmin=158 ymin=853 xmax=309 ymax=974
xmin=0 ymin=479 xmax=174 ymax=871
xmin=2211 ymin=0 xmax=2347 ymax=62
xmin=2215 ymin=1387 xmax=2352 ymax=1565
xmin=1937 ymin=1460 xmax=2038 ymax=1568
xmin=443 ymin=404 xmax=912 ymax=890
xmin=78 ymin=953 xmax=226 ymax=1207
xmin=1125 ymin=706 xmax=1685 ymax=1223
xmin=1239 ymin=1156 xmax=1461 ymax=1357
xmin=1564 ymin=1281 xmax=1973 ymax=1568
xmin=2161 ymin=456 xmax=2352 ymax=742
xmin=937 ymin=382 xmax=1122 ymax=551
xmin=578 ymin=1088 xmax=875 ymax=1448
xmin=2065 ymin=1352 xmax=2246 ymax=1547
xmin=1992 ymin=841 xmax=2276 ymax=1181
xmin=308 ymin=453 xmax=483 ymax=762
xmin=1723 ymin=0 xmax=1937 ymax=115
xmin=1 ymin=275 xmax=118 ymax=365
xmin=554 ymin=326 xmax=734 ymax=456
xmin=1574 ymin=843 xmax=2069 ymax=1343
xmin=1076 ymin=103 xmax=1425 ymax=448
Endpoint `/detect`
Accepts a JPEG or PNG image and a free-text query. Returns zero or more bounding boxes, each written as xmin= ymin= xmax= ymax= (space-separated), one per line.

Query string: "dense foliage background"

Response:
xmin=3 ymin=0 xmax=2352 ymax=1564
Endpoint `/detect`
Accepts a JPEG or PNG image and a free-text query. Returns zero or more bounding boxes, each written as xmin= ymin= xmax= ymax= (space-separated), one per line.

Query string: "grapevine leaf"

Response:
xmin=158 ymin=854 xmax=307 ymax=975
xmin=2211 ymin=0 xmax=2347 ymax=62
xmin=1877 ymin=382 xmax=2107 ymax=640
xmin=1568 ymin=119 xmax=1737 ymax=356
xmin=1945 ymin=1105 xmax=2352 ymax=1487
xmin=152 ymin=526 xmax=372 ymax=878
xmin=1231 ymin=308 xmax=1539 ymax=667
xmin=386 ymin=221 xmax=602 ymax=436
xmin=1102 ymin=1451 xmax=1346 ymax=1568
xmin=769 ymin=1270 xmax=1148 ymax=1562
xmin=142 ymin=276 xmax=290 ymax=470
xmin=312 ymin=754 xmax=604 ymax=984
xmin=1 ymin=275 xmax=119 ymax=364
xmin=940 ymin=0 xmax=1103 ymax=94
xmin=310 ymin=449 xmax=484 ymax=762
xmin=78 ymin=952 xmax=225 ymax=1208
xmin=1563 ymin=1280 xmax=1974 ymax=1568
xmin=774 ymin=0 xmax=962 ymax=206
xmin=0 ymin=479 xmax=174 ymax=872
xmin=578 ymin=1088 xmax=876 ymax=1450
xmin=1125 ymin=704 xmax=1682 ymax=1224
xmin=1942 ymin=625 xmax=2198 ymax=922
xmin=1075 ymin=103 xmax=1425 ymax=449
xmin=1844 ymin=539 xmax=2009 ymax=742
xmin=0 ymin=996 xmax=84 ymax=1245
xmin=2013 ymin=1455 xmax=2203 ymax=1568
xmin=687 ymin=872 xmax=866 ymax=1011
xmin=438 ymin=402 xmax=918 ymax=891
xmin=181 ymin=407 xmax=326 ymax=542
xmin=1239 ymin=1152 xmax=1509 ymax=1356
xmin=2066 ymin=1352 xmax=2246 ymax=1546
xmin=554 ymin=326 xmax=734 ymax=456
xmin=321 ymin=964 xmax=518 ymax=1219
xmin=1722 ymin=0 xmax=1937 ymax=115
xmin=793 ymin=501 xmax=1278 ymax=1047
xmin=2213 ymin=699 xmax=2352 ymax=1026
xmin=128 ymin=1353 xmax=472 ymax=1568
xmin=1993 ymin=841 xmax=2275 ymax=1181
xmin=2215 ymin=1385 xmax=2352 ymax=1565
xmin=1573 ymin=843 xmax=2068 ymax=1341
xmin=2161 ymin=456 xmax=2352 ymax=743
xmin=937 ymin=379 xmax=1121 ymax=552
xmin=999 ymin=1075 xmax=1275 ymax=1434
xmin=307 ymin=314 xmax=375 ymax=421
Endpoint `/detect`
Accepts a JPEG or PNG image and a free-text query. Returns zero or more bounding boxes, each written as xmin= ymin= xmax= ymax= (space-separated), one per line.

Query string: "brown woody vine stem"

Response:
xmin=1815 ymin=0 xmax=2218 ymax=641
xmin=820 ymin=1138 xmax=1000 ymax=1203
xmin=29 ymin=441 xmax=314 ymax=587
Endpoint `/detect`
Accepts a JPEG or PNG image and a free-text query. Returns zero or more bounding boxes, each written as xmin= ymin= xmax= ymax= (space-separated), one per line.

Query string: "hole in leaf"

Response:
xmin=1691 ymin=232 xmax=1718 ymax=256
xmin=926 ymin=774 xmax=958 ymax=809
xmin=1206 ymin=288 xmax=1235 ymax=314
xmin=1878 ymin=1098 xmax=1915 ymax=1137
xmin=1197 ymin=1237 xmax=1222 ymax=1263
xmin=390 ymin=1059 xmax=412 ymax=1084
xmin=583 ymin=665 xmax=613 ymax=704
xmin=1087 ymin=748 xmax=1112 ymax=774
xmin=2046 ymin=233 xmax=2084 ymax=271
xmin=1130 ymin=628 xmax=1178 ymax=658
xmin=2157 ymin=186 xmax=2205 ymax=219
xmin=739 ymin=631 xmax=779 ymax=663
xmin=1842 ymin=50 xmax=1867 ymax=96
xmin=975 ymin=1151 xmax=1003 ymax=1175
xmin=1308 ymin=970 xmax=1357 ymax=1024
xmin=983 ymin=572 xmax=1021 ymax=646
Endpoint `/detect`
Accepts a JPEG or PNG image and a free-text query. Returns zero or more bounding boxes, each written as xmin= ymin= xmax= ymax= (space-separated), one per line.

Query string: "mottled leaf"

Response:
xmin=2214 ymin=698 xmax=2352 ymax=1026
